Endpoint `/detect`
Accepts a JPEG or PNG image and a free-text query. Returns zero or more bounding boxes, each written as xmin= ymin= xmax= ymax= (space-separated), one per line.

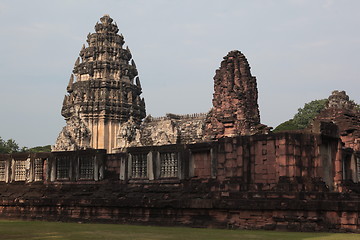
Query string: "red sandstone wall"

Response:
xmin=192 ymin=151 xmax=211 ymax=178
xmin=0 ymin=133 xmax=353 ymax=232
xmin=190 ymin=133 xmax=342 ymax=190
xmin=0 ymin=182 xmax=360 ymax=232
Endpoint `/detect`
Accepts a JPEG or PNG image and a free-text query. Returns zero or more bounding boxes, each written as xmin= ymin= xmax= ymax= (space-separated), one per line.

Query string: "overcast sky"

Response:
xmin=0 ymin=0 xmax=359 ymax=148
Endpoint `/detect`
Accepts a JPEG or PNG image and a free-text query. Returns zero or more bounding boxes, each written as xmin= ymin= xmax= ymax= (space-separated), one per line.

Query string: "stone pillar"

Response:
xmin=155 ymin=152 xmax=161 ymax=179
xmin=147 ymin=151 xmax=154 ymax=180
xmin=210 ymin=148 xmax=217 ymax=179
xmin=188 ymin=150 xmax=194 ymax=178
xmin=350 ymin=154 xmax=358 ymax=183
xmin=94 ymin=154 xmax=99 ymax=181
xmin=10 ymin=159 xmax=15 ymax=183
xmin=5 ymin=158 xmax=11 ymax=183
xmin=26 ymin=157 xmax=32 ymax=183
xmin=50 ymin=157 xmax=56 ymax=182
xmin=334 ymin=141 xmax=344 ymax=192
xmin=127 ymin=154 xmax=133 ymax=179
xmin=177 ymin=152 xmax=182 ymax=179
xmin=119 ymin=155 xmax=127 ymax=180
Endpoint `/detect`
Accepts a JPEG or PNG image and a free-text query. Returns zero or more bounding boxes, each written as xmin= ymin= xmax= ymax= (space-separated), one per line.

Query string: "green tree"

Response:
xmin=292 ymin=99 xmax=328 ymax=129
xmin=273 ymin=99 xmax=327 ymax=132
xmin=0 ymin=137 xmax=51 ymax=154
xmin=28 ymin=145 xmax=52 ymax=153
xmin=0 ymin=137 xmax=20 ymax=153
xmin=273 ymin=119 xmax=299 ymax=132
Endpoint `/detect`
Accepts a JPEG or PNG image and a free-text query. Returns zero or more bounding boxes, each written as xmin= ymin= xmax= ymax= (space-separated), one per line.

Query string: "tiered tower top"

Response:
xmin=71 ymin=15 xmax=138 ymax=84
xmin=62 ymin=14 xmax=145 ymax=123
xmin=95 ymin=14 xmax=120 ymax=34
xmin=55 ymin=15 xmax=145 ymax=152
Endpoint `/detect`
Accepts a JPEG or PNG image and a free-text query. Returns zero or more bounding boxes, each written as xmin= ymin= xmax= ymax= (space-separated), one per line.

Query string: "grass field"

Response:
xmin=0 ymin=220 xmax=360 ymax=240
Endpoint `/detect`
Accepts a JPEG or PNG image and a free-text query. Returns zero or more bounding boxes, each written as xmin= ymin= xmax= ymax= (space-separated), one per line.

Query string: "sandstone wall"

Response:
xmin=0 ymin=181 xmax=360 ymax=231
xmin=0 ymin=133 xmax=359 ymax=231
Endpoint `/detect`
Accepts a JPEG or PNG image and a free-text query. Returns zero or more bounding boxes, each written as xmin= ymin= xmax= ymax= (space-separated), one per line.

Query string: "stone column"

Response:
xmin=147 ymin=151 xmax=154 ymax=180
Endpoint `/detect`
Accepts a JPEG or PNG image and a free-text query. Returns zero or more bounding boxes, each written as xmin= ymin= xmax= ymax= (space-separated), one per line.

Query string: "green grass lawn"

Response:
xmin=0 ymin=220 xmax=360 ymax=240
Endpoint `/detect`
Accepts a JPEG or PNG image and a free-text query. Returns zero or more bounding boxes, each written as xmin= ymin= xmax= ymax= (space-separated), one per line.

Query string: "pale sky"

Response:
xmin=0 ymin=0 xmax=359 ymax=148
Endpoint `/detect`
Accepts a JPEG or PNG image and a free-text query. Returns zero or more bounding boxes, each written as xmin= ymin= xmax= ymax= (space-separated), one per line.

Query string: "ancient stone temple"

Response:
xmin=54 ymin=21 xmax=270 ymax=152
xmin=205 ymin=50 xmax=270 ymax=140
xmin=53 ymin=15 xmax=146 ymax=153
xmin=3 ymin=15 xmax=360 ymax=232
xmin=313 ymin=90 xmax=360 ymax=151
xmin=114 ymin=50 xmax=270 ymax=150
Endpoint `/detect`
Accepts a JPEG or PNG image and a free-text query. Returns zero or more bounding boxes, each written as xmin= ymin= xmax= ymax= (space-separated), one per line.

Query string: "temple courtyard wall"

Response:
xmin=0 ymin=132 xmax=360 ymax=232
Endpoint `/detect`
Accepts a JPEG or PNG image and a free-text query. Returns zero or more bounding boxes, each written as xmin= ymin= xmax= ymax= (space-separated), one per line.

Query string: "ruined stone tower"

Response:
xmin=54 ymin=15 xmax=146 ymax=153
xmin=205 ymin=50 xmax=262 ymax=139
xmin=313 ymin=90 xmax=360 ymax=150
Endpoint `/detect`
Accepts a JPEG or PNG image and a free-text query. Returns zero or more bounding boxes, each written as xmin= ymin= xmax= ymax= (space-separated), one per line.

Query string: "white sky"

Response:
xmin=0 ymin=0 xmax=359 ymax=148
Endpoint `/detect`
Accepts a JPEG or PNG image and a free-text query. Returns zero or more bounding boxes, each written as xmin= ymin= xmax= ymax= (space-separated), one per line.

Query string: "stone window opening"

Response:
xmin=131 ymin=154 xmax=147 ymax=179
xmin=14 ymin=160 xmax=26 ymax=181
xmin=79 ymin=155 xmax=95 ymax=180
xmin=56 ymin=156 xmax=71 ymax=180
xmin=34 ymin=158 xmax=44 ymax=181
xmin=160 ymin=152 xmax=178 ymax=178
xmin=0 ymin=161 xmax=6 ymax=181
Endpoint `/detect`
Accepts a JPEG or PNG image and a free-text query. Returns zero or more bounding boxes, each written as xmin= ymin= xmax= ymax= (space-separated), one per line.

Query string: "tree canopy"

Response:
xmin=0 ymin=137 xmax=51 ymax=154
xmin=0 ymin=137 xmax=20 ymax=154
xmin=27 ymin=145 xmax=52 ymax=153
xmin=273 ymin=99 xmax=327 ymax=132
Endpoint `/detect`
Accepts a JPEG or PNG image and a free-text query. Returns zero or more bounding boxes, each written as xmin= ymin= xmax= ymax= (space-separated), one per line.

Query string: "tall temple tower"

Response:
xmin=205 ymin=50 xmax=262 ymax=139
xmin=54 ymin=15 xmax=146 ymax=153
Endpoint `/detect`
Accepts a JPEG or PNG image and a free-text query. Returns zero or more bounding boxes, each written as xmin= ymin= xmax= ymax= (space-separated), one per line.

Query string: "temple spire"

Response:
xmin=54 ymin=15 xmax=146 ymax=153
xmin=205 ymin=50 xmax=263 ymax=139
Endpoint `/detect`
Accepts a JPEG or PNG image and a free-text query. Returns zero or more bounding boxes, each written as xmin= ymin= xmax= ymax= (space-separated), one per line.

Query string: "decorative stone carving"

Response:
xmin=53 ymin=115 xmax=91 ymax=151
xmin=54 ymin=15 xmax=146 ymax=153
xmin=116 ymin=117 xmax=141 ymax=150
xmin=130 ymin=153 xmax=148 ymax=179
xmin=160 ymin=152 xmax=178 ymax=178
xmin=114 ymin=113 xmax=207 ymax=151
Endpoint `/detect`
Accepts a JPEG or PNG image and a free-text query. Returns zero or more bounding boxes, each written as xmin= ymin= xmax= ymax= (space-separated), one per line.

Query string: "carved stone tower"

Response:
xmin=205 ymin=50 xmax=261 ymax=139
xmin=54 ymin=15 xmax=146 ymax=153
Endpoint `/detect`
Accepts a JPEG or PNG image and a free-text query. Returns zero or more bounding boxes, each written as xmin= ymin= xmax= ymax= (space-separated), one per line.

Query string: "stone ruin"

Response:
xmin=205 ymin=50 xmax=271 ymax=139
xmin=313 ymin=90 xmax=360 ymax=151
xmin=54 ymin=16 xmax=270 ymax=153
xmin=2 ymin=15 xmax=360 ymax=232
xmin=115 ymin=50 xmax=271 ymax=150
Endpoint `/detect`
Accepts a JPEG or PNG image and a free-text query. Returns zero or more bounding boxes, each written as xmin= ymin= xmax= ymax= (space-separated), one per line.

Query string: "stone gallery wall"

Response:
xmin=1 ymin=180 xmax=360 ymax=231
xmin=1 ymin=132 xmax=360 ymax=231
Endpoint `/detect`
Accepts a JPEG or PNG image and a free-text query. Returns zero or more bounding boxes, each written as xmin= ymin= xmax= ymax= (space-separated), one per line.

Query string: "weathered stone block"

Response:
xmin=225 ymin=143 xmax=233 ymax=153
xmin=217 ymin=154 xmax=226 ymax=164
xmin=225 ymin=159 xmax=237 ymax=168
xmin=236 ymin=146 xmax=243 ymax=156
xmin=225 ymin=152 xmax=236 ymax=160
